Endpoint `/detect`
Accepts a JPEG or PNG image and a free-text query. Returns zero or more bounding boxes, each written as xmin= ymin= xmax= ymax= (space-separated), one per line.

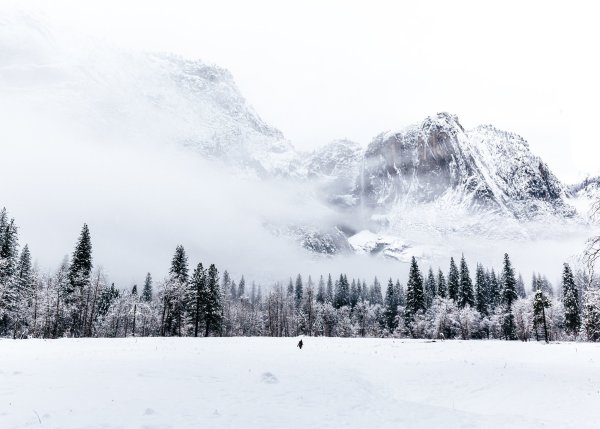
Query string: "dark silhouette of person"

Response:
xmin=297 ymin=339 xmax=303 ymax=349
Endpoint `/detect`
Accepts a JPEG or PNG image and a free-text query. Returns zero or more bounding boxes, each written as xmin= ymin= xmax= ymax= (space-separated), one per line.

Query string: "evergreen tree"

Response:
xmin=204 ymin=264 xmax=222 ymax=337
xmin=384 ymin=278 xmax=398 ymax=331
xmin=8 ymin=243 xmax=31 ymax=337
xmin=169 ymin=245 xmax=188 ymax=284
xmin=294 ymin=274 xmax=303 ymax=307
xmin=187 ymin=262 xmax=207 ymax=337
xmin=540 ymin=275 xmax=554 ymax=298
xmin=516 ymin=274 xmax=526 ymax=298
xmin=425 ymin=268 xmax=436 ymax=308
xmin=531 ymin=273 xmax=539 ymax=294
xmin=562 ymin=263 xmax=581 ymax=336
xmin=370 ymin=277 xmax=383 ymax=305
xmin=0 ymin=218 xmax=19 ymax=284
xmin=361 ymin=280 xmax=369 ymax=302
xmin=0 ymin=208 xmax=8 ymax=249
xmin=287 ymin=278 xmax=294 ymax=296
xmin=16 ymin=244 xmax=32 ymax=293
xmin=582 ymin=288 xmax=600 ymax=342
xmin=68 ymin=224 xmax=93 ymax=291
xmin=221 ymin=270 xmax=231 ymax=299
xmin=250 ymin=281 xmax=257 ymax=306
xmin=488 ymin=269 xmax=501 ymax=309
xmin=405 ymin=257 xmax=425 ymax=324
xmin=436 ymin=269 xmax=447 ymax=298
xmin=448 ymin=257 xmax=459 ymax=301
xmin=67 ymin=224 xmax=92 ymax=336
xmin=350 ymin=279 xmax=359 ymax=308
xmin=131 ymin=284 xmax=138 ymax=296
xmin=395 ymin=280 xmax=405 ymax=306
xmin=334 ymin=274 xmax=350 ymax=308
xmin=97 ymin=283 xmax=119 ymax=318
xmin=325 ymin=274 xmax=334 ymax=303
xmin=163 ymin=245 xmax=189 ymax=337
xmin=475 ymin=263 xmax=488 ymax=316
xmin=230 ymin=280 xmax=237 ymax=301
xmin=316 ymin=275 xmax=325 ymax=303
xmin=457 ymin=255 xmax=475 ymax=308
xmin=501 ymin=253 xmax=518 ymax=340
xmin=142 ymin=273 xmax=153 ymax=302
xmin=238 ymin=276 xmax=246 ymax=299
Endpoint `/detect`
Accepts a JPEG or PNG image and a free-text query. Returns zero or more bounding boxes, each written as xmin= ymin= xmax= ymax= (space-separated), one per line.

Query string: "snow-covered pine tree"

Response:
xmin=221 ymin=270 xmax=231 ymax=299
xmin=0 ymin=208 xmax=8 ymax=248
xmin=169 ymin=245 xmax=188 ymax=284
xmin=326 ymin=274 xmax=334 ymax=303
xmin=294 ymin=274 xmax=303 ymax=307
xmin=163 ymin=245 xmax=189 ymax=336
xmin=436 ymin=269 xmax=447 ymax=298
xmin=561 ymin=263 xmax=580 ymax=336
xmin=516 ymin=274 xmax=526 ymax=298
xmin=302 ymin=279 xmax=316 ymax=336
xmin=204 ymin=264 xmax=222 ymax=337
xmin=0 ymin=217 xmax=19 ymax=286
xmin=531 ymin=273 xmax=539 ymax=294
xmin=501 ymin=253 xmax=518 ymax=340
xmin=187 ymin=262 xmax=206 ymax=337
xmin=540 ymin=275 xmax=554 ymax=298
xmin=6 ymin=243 xmax=32 ymax=338
xmin=448 ymin=257 xmax=460 ymax=301
xmin=384 ymin=278 xmax=398 ymax=332
xmin=334 ymin=274 xmax=350 ymax=308
xmin=582 ymin=288 xmax=600 ymax=341
xmin=142 ymin=273 xmax=153 ymax=302
xmin=316 ymin=275 xmax=325 ymax=303
xmin=395 ymin=280 xmax=405 ymax=307
xmin=487 ymin=269 xmax=501 ymax=310
xmin=67 ymin=224 xmax=92 ymax=336
xmin=425 ymin=268 xmax=436 ymax=308
xmin=405 ymin=257 xmax=425 ymax=326
xmin=475 ymin=263 xmax=488 ymax=316
xmin=458 ymin=255 xmax=475 ymax=308
xmin=250 ymin=281 xmax=257 ymax=306
xmin=238 ymin=276 xmax=246 ymax=299
xmin=350 ymin=279 xmax=359 ymax=308
xmin=370 ymin=277 xmax=383 ymax=305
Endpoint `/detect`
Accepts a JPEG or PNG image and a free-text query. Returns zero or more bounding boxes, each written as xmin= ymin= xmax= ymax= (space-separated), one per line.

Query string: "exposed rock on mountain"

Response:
xmin=357 ymin=113 xmax=574 ymax=220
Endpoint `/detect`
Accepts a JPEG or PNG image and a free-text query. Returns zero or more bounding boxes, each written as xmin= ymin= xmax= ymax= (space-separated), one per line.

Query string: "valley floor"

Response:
xmin=1 ymin=337 xmax=599 ymax=428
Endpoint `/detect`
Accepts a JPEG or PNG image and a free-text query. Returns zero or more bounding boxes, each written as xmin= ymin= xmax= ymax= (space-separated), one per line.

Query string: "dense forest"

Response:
xmin=1 ymin=206 xmax=599 ymax=342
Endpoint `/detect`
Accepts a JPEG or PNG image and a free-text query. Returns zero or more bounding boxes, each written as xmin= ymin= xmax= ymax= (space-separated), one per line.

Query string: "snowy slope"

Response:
xmin=0 ymin=14 xmax=299 ymax=177
xmin=570 ymin=176 xmax=600 ymax=221
xmin=2 ymin=337 xmax=600 ymax=429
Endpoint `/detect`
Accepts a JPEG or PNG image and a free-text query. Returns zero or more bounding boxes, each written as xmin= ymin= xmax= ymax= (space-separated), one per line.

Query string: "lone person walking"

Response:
xmin=297 ymin=339 xmax=303 ymax=349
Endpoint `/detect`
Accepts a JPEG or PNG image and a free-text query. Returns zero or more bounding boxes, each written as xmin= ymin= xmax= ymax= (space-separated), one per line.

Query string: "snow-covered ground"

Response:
xmin=2 ymin=338 xmax=599 ymax=428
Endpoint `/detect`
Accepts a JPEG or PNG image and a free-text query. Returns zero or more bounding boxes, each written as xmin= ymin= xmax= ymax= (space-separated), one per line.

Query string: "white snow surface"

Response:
xmin=2 ymin=337 xmax=599 ymax=429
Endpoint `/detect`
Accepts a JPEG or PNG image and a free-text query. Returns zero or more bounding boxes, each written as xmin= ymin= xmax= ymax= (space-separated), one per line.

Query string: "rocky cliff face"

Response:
xmin=355 ymin=113 xmax=574 ymax=220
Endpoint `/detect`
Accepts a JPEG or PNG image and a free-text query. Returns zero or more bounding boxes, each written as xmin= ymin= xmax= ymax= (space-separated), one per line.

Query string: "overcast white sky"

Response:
xmin=4 ymin=0 xmax=599 ymax=183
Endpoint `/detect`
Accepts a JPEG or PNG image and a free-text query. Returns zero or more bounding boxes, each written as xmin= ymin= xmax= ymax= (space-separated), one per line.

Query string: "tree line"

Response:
xmin=1 ymin=206 xmax=600 ymax=341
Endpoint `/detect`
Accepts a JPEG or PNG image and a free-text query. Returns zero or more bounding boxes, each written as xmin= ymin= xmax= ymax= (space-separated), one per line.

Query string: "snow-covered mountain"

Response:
xmin=1 ymin=13 xmax=591 ymax=265
xmin=347 ymin=113 xmax=574 ymax=220
xmin=0 ymin=14 xmax=299 ymax=178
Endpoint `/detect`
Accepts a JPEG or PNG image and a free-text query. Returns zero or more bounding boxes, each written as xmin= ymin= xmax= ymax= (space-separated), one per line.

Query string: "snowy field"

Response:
xmin=2 ymin=338 xmax=599 ymax=429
